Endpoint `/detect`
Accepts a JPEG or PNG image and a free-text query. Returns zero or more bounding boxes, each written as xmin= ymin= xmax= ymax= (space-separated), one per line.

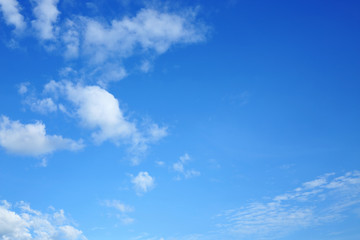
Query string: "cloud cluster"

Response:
xmin=0 ymin=200 xmax=87 ymax=240
xmin=0 ymin=1 xmax=204 ymax=162
xmin=0 ymin=115 xmax=83 ymax=156
xmin=216 ymin=171 xmax=360 ymax=239
xmin=1 ymin=0 xmax=207 ymax=84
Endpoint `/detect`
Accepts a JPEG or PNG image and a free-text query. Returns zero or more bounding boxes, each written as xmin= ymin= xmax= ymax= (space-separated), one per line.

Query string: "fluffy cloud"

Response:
xmin=0 ymin=200 xmax=87 ymax=240
xmin=45 ymin=81 xmax=138 ymax=142
xmin=216 ymin=171 xmax=360 ymax=239
xmin=32 ymin=0 xmax=60 ymax=40
xmin=83 ymin=8 xmax=206 ymax=63
xmin=0 ymin=0 xmax=26 ymax=32
xmin=2 ymin=4 xmax=207 ymax=84
xmin=0 ymin=115 xmax=83 ymax=156
xmin=173 ymin=153 xmax=200 ymax=179
xmin=44 ymin=80 xmax=167 ymax=164
xmin=131 ymin=171 xmax=155 ymax=194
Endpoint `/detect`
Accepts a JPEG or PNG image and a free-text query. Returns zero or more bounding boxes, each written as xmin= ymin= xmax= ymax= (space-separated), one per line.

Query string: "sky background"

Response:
xmin=0 ymin=0 xmax=360 ymax=240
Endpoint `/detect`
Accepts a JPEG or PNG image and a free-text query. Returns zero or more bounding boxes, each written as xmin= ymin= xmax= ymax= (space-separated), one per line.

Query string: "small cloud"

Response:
xmin=173 ymin=153 xmax=200 ymax=180
xmin=101 ymin=200 xmax=134 ymax=225
xmin=101 ymin=200 xmax=133 ymax=213
xmin=29 ymin=98 xmax=58 ymax=114
xmin=0 ymin=115 xmax=84 ymax=156
xmin=131 ymin=171 xmax=155 ymax=195
xmin=140 ymin=60 xmax=152 ymax=73
xmin=156 ymin=161 xmax=165 ymax=166
xmin=18 ymin=82 xmax=30 ymax=95
xmin=38 ymin=157 xmax=48 ymax=167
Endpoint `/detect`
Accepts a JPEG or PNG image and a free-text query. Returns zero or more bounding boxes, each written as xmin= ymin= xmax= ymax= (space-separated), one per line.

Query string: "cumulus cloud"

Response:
xmin=32 ymin=0 xmax=60 ymax=40
xmin=216 ymin=171 xmax=360 ymax=239
xmin=131 ymin=171 xmax=155 ymax=194
xmin=0 ymin=115 xmax=83 ymax=156
xmin=44 ymin=80 xmax=167 ymax=164
xmin=102 ymin=200 xmax=133 ymax=213
xmin=45 ymin=81 xmax=138 ymax=143
xmin=173 ymin=153 xmax=200 ymax=180
xmin=0 ymin=0 xmax=26 ymax=32
xmin=83 ymin=8 xmax=206 ymax=63
xmin=0 ymin=200 xmax=87 ymax=240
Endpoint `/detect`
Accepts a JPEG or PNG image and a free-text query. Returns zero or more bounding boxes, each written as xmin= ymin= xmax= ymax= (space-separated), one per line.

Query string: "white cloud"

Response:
xmin=216 ymin=171 xmax=360 ymax=239
xmin=0 ymin=0 xmax=26 ymax=32
xmin=32 ymin=0 xmax=60 ymax=40
xmin=140 ymin=60 xmax=152 ymax=73
xmin=102 ymin=200 xmax=133 ymax=213
xmin=82 ymin=8 xmax=206 ymax=63
xmin=0 ymin=115 xmax=84 ymax=156
xmin=45 ymin=81 xmax=138 ymax=144
xmin=29 ymin=98 xmax=58 ymax=114
xmin=132 ymin=171 xmax=155 ymax=194
xmin=146 ymin=123 xmax=168 ymax=142
xmin=44 ymin=80 xmax=167 ymax=164
xmin=18 ymin=82 xmax=29 ymax=95
xmin=101 ymin=200 xmax=134 ymax=225
xmin=0 ymin=200 xmax=87 ymax=240
xmin=173 ymin=153 xmax=200 ymax=179
xmin=62 ymin=20 xmax=80 ymax=58
xmin=156 ymin=161 xmax=165 ymax=166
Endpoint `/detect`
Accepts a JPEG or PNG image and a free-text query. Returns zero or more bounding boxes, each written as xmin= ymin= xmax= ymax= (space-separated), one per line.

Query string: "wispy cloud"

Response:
xmin=216 ymin=171 xmax=360 ymax=239
xmin=173 ymin=153 xmax=200 ymax=180
xmin=0 ymin=115 xmax=83 ymax=156
xmin=0 ymin=200 xmax=87 ymax=240
xmin=101 ymin=200 xmax=134 ymax=225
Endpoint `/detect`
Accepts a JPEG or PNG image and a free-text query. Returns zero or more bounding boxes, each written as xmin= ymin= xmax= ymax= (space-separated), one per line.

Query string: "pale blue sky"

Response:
xmin=0 ymin=0 xmax=360 ymax=240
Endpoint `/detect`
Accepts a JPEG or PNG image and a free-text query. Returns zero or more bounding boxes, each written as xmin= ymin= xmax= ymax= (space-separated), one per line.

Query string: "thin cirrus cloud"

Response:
xmin=216 ymin=171 xmax=360 ymax=239
xmin=0 ymin=0 xmax=26 ymax=32
xmin=0 ymin=115 xmax=83 ymax=156
xmin=0 ymin=200 xmax=87 ymax=240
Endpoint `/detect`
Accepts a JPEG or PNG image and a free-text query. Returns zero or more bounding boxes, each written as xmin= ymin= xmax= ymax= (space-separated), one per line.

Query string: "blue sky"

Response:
xmin=0 ymin=0 xmax=360 ymax=239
